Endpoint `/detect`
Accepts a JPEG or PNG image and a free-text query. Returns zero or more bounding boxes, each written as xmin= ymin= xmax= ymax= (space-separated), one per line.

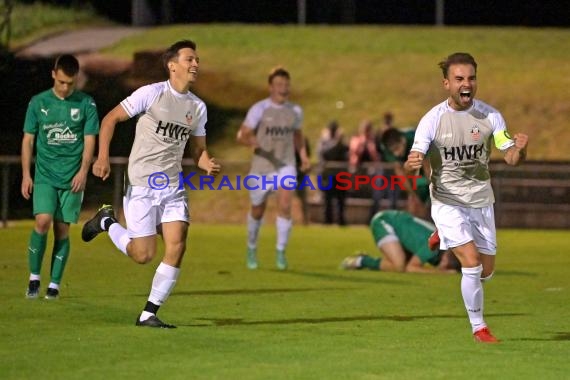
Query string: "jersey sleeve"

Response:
xmin=23 ymin=97 xmax=39 ymax=134
xmin=490 ymin=112 xmax=515 ymax=151
xmin=243 ymin=101 xmax=264 ymax=130
xmin=120 ymin=83 xmax=161 ymax=118
xmin=192 ymin=100 xmax=207 ymax=136
xmin=292 ymin=104 xmax=303 ymax=130
xmin=410 ymin=113 xmax=436 ymax=155
xmin=83 ymin=96 xmax=100 ymax=135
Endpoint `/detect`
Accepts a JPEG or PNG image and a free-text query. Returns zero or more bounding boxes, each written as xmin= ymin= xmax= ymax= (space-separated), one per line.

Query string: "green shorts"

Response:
xmin=33 ymin=183 xmax=83 ymax=223
xmin=370 ymin=210 xmax=440 ymax=266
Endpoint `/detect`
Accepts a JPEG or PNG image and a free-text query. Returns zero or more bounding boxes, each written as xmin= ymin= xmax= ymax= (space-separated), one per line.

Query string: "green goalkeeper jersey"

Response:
xmin=23 ymin=89 xmax=99 ymax=188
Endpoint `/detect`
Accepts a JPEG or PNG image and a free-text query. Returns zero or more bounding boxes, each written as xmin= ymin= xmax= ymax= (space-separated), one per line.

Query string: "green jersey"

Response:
xmin=23 ymin=89 xmax=99 ymax=188
xmin=380 ymin=129 xmax=430 ymax=203
xmin=380 ymin=129 xmax=415 ymax=163
xmin=370 ymin=210 xmax=439 ymax=266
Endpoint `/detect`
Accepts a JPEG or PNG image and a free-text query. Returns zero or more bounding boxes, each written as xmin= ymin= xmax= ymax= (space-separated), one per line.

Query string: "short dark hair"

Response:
xmin=327 ymin=120 xmax=339 ymax=138
xmin=381 ymin=127 xmax=404 ymax=149
xmin=53 ymin=54 xmax=79 ymax=76
xmin=268 ymin=66 xmax=290 ymax=84
xmin=438 ymin=52 xmax=477 ymax=78
xmin=162 ymin=40 xmax=197 ymax=71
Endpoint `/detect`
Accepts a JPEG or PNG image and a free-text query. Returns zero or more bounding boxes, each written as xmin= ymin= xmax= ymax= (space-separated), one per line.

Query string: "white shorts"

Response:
xmin=248 ymin=165 xmax=297 ymax=206
xmin=123 ymin=185 xmax=189 ymax=238
xmin=431 ymin=203 xmax=497 ymax=255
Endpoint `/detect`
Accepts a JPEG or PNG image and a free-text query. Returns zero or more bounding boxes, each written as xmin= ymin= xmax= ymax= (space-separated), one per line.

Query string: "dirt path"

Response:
xmin=15 ymin=26 xmax=146 ymax=58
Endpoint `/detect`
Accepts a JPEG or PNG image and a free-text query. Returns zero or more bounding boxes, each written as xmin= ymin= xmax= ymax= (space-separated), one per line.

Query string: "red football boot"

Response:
xmin=428 ymin=229 xmax=441 ymax=251
xmin=473 ymin=327 xmax=499 ymax=343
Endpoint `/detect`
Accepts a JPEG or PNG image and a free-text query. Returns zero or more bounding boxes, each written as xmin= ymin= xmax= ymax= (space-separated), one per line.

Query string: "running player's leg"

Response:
xmin=136 ymin=220 xmax=186 ymax=328
xmin=275 ymin=184 xmax=294 ymax=270
xmin=246 ymin=174 xmax=271 ymax=269
xmin=433 ymin=203 xmax=497 ymax=342
xmin=136 ymin=188 xmax=187 ymax=328
xmin=85 ymin=186 xmax=158 ymax=263
xmin=274 ymin=166 xmax=296 ymax=270
xmin=471 ymin=205 xmax=497 ymax=280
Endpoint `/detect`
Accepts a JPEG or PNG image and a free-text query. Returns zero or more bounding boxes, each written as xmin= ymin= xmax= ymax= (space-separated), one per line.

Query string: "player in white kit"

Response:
xmin=236 ymin=67 xmax=310 ymax=270
xmin=82 ymin=40 xmax=221 ymax=328
xmin=404 ymin=52 xmax=528 ymax=343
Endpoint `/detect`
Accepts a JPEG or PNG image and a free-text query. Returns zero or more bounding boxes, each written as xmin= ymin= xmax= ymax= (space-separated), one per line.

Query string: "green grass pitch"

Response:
xmin=1 ymin=222 xmax=568 ymax=379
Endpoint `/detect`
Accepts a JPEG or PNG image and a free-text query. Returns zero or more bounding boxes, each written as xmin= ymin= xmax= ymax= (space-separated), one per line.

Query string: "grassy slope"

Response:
xmin=1 ymin=223 xmax=569 ymax=379
xmin=8 ymin=3 xmax=111 ymax=50
xmin=102 ymin=24 xmax=570 ymax=161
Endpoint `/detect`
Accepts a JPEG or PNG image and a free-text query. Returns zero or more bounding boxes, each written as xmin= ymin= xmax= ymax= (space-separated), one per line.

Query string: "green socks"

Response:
xmin=361 ymin=255 xmax=381 ymax=271
xmin=28 ymin=230 xmax=47 ymax=275
xmin=50 ymin=238 xmax=70 ymax=285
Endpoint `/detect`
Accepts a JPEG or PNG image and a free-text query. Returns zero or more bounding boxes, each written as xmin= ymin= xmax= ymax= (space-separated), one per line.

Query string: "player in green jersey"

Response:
xmin=341 ymin=210 xmax=459 ymax=273
xmin=380 ymin=127 xmax=431 ymax=219
xmin=21 ymin=54 xmax=99 ymax=299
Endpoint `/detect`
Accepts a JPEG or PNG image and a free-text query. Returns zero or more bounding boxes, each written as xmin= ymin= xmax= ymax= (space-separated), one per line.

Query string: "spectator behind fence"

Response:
xmin=317 ymin=120 xmax=349 ymax=225
xmin=295 ymin=136 xmax=311 ymax=225
xmin=373 ymin=111 xmax=401 ymax=210
xmin=348 ymin=119 xmax=387 ymax=221
xmin=380 ymin=126 xmax=431 ymax=219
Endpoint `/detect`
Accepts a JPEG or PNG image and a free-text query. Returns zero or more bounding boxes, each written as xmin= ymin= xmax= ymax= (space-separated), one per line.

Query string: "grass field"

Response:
xmin=1 ymin=222 xmax=568 ymax=379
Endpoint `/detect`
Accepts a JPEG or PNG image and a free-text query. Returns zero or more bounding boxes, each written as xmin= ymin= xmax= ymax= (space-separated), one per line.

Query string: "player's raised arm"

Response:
xmin=503 ymin=133 xmax=529 ymax=166
xmin=403 ymin=151 xmax=424 ymax=175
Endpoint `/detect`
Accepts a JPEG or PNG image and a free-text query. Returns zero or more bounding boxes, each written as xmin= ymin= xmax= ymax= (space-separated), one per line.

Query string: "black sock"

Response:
xmin=103 ymin=217 xmax=117 ymax=231
xmin=144 ymin=301 xmax=160 ymax=315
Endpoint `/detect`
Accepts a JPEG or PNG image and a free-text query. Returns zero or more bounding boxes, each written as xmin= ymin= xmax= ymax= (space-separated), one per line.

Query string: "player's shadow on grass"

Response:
xmin=170 ymin=287 xmax=348 ymax=297
xmin=282 ymin=269 xmax=413 ymax=285
xmin=511 ymin=332 xmax=570 ymax=341
xmin=495 ymin=270 xmax=539 ymax=277
xmin=180 ymin=312 xmax=527 ymax=327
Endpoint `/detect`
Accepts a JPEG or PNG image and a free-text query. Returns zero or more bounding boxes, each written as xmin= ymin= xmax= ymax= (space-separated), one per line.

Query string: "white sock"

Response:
xmin=108 ymin=223 xmax=130 ymax=255
xmin=461 ymin=264 xmax=486 ymax=333
xmin=276 ymin=216 xmax=292 ymax=251
xmin=139 ymin=311 xmax=154 ymax=321
xmin=29 ymin=274 xmax=40 ymax=281
xmin=247 ymin=213 xmax=262 ymax=250
xmin=48 ymin=282 xmax=59 ymax=290
xmin=148 ymin=262 xmax=180 ymax=306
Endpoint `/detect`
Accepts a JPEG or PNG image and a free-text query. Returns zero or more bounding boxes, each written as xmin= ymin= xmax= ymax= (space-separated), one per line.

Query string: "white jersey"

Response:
xmin=411 ymin=99 xmax=514 ymax=208
xmin=243 ymin=98 xmax=303 ymax=175
xmin=120 ymin=80 xmax=207 ymax=187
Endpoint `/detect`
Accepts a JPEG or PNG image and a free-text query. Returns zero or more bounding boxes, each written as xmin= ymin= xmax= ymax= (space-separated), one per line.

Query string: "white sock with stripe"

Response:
xmin=461 ymin=264 xmax=486 ymax=333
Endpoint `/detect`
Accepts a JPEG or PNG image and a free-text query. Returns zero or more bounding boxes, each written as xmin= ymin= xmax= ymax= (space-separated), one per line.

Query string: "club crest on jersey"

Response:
xmin=470 ymin=125 xmax=480 ymax=141
xmin=186 ymin=111 xmax=193 ymax=125
xmin=70 ymin=108 xmax=80 ymax=121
